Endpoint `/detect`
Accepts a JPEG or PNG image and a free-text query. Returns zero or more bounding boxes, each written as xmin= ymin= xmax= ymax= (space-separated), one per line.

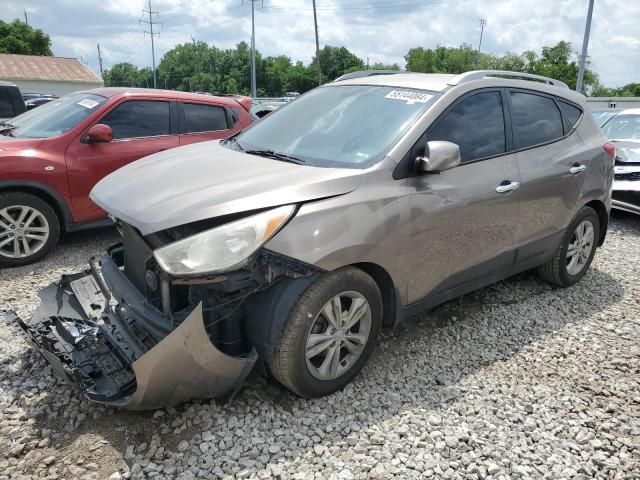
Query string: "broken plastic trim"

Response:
xmin=6 ymin=267 xmax=257 ymax=409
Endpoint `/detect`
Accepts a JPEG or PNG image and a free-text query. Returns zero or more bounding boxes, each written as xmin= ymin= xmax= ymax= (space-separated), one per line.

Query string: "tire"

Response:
xmin=269 ymin=266 xmax=383 ymax=398
xmin=0 ymin=192 xmax=60 ymax=268
xmin=538 ymin=206 xmax=600 ymax=287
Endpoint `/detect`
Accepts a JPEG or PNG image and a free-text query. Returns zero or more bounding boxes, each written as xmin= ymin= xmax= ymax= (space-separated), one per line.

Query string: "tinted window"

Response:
xmin=101 ymin=101 xmax=170 ymax=139
xmin=558 ymin=100 xmax=582 ymax=127
xmin=183 ymin=103 xmax=228 ymax=133
xmin=510 ymin=92 xmax=564 ymax=148
xmin=429 ymin=91 xmax=506 ymax=162
xmin=0 ymin=89 xmax=15 ymax=117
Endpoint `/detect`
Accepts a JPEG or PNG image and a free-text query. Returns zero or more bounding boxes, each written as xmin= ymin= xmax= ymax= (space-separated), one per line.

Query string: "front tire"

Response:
xmin=538 ymin=206 xmax=600 ymax=287
xmin=0 ymin=193 xmax=60 ymax=268
xmin=269 ymin=267 xmax=383 ymax=398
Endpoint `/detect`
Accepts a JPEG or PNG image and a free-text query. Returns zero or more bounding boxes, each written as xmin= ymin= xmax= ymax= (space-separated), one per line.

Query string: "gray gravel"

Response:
xmin=1 ymin=214 xmax=639 ymax=480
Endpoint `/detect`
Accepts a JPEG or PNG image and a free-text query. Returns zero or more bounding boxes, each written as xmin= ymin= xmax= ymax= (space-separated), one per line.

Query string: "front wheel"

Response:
xmin=0 ymin=193 xmax=60 ymax=268
xmin=538 ymin=206 xmax=600 ymax=287
xmin=269 ymin=267 xmax=383 ymax=398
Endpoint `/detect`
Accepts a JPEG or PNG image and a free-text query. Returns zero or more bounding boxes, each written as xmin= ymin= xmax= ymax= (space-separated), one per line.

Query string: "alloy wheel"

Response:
xmin=305 ymin=291 xmax=372 ymax=381
xmin=0 ymin=205 xmax=50 ymax=259
xmin=566 ymin=220 xmax=594 ymax=276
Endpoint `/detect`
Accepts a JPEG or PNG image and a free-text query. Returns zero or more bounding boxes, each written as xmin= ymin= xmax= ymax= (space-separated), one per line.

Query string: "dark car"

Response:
xmin=0 ymin=88 xmax=254 ymax=266
xmin=0 ymin=81 xmax=26 ymax=122
xmin=22 ymin=92 xmax=58 ymax=102
xmin=25 ymin=97 xmax=55 ymax=110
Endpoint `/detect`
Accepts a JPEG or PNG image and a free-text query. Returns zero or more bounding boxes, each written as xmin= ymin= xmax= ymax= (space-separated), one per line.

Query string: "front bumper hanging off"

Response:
xmin=4 ymin=256 xmax=257 ymax=410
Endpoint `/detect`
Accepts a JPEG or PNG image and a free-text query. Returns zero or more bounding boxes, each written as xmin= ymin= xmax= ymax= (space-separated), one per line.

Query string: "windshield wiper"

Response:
xmin=244 ymin=149 xmax=306 ymax=164
xmin=0 ymin=122 xmax=16 ymax=137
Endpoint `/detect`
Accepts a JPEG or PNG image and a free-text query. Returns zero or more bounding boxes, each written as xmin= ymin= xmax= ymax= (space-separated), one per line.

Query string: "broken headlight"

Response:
xmin=153 ymin=205 xmax=295 ymax=276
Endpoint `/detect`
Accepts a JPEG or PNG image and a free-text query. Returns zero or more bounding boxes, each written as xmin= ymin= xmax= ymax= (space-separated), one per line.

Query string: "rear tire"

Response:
xmin=538 ymin=206 xmax=599 ymax=287
xmin=269 ymin=267 xmax=382 ymax=398
xmin=0 ymin=192 xmax=60 ymax=268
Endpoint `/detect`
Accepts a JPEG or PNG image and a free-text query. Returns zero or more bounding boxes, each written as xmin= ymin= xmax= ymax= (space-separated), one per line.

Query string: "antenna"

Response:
xmin=140 ymin=0 xmax=162 ymax=89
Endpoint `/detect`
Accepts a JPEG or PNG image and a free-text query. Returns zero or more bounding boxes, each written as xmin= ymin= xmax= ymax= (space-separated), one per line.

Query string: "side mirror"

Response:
xmin=82 ymin=124 xmax=113 ymax=144
xmin=416 ymin=141 xmax=461 ymax=173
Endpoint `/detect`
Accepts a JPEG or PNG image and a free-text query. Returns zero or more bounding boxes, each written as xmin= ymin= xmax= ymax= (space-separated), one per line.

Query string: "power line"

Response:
xmin=266 ymin=0 xmax=468 ymax=11
xmin=140 ymin=0 xmax=162 ymax=88
xmin=478 ymin=18 xmax=486 ymax=54
xmin=243 ymin=0 xmax=263 ymax=98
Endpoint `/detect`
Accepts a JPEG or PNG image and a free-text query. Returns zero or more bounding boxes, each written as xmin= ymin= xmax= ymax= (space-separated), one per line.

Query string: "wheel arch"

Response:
xmin=352 ymin=262 xmax=401 ymax=327
xmin=0 ymin=180 xmax=72 ymax=231
xmin=583 ymin=199 xmax=608 ymax=246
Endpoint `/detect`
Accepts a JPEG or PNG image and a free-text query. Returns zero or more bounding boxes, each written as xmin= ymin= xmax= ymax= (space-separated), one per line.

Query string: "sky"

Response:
xmin=2 ymin=0 xmax=639 ymax=88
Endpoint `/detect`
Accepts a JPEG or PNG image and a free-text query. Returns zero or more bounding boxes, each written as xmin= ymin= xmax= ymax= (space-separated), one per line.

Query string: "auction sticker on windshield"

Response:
xmin=385 ymin=90 xmax=434 ymax=105
xmin=78 ymin=99 xmax=99 ymax=109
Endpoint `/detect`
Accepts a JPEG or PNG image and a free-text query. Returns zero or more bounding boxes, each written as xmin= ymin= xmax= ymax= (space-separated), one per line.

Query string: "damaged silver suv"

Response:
xmin=9 ymin=71 xmax=615 ymax=408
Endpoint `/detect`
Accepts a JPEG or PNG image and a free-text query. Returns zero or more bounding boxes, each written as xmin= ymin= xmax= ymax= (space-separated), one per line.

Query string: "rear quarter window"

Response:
xmin=510 ymin=91 xmax=564 ymax=149
xmin=558 ymin=100 xmax=583 ymax=128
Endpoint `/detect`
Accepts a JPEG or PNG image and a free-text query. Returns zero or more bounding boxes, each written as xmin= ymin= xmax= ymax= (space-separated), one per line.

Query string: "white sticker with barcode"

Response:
xmin=78 ymin=99 xmax=99 ymax=109
xmin=385 ymin=90 xmax=433 ymax=105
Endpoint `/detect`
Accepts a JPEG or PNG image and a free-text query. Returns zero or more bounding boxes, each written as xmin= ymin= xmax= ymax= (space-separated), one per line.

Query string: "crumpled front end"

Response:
xmin=6 ymin=223 xmax=319 ymax=409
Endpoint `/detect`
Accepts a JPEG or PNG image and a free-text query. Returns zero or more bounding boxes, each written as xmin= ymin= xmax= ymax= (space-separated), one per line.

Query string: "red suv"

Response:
xmin=0 ymin=88 xmax=254 ymax=267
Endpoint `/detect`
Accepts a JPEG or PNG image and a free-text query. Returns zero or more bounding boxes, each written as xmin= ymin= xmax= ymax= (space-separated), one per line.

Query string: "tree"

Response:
xmin=315 ymin=46 xmax=365 ymax=81
xmin=102 ymin=63 xmax=143 ymax=87
xmin=0 ymin=20 xmax=52 ymax=56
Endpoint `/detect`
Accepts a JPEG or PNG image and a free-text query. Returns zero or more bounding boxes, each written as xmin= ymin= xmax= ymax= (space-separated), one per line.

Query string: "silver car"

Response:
xmin=10 ymin=70 xmax=614 ymax=408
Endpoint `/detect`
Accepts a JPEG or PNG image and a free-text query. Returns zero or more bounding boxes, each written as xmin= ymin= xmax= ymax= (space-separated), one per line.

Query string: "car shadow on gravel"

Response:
xmin=3 ymin=265 xmax=624 ymax=476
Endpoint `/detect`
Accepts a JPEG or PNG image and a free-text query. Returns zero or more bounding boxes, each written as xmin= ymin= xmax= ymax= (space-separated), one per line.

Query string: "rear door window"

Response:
xmin=428 ymin=91 xmax=506 ymax=162
xmin=100 ymin=100 xmax=171 ymax=139
xmin=183 ymin=103 xmax=228 ymax=133
xmin=510 ymin=92 xmax=564 ymax=148
xmin=0 ymin=88 xmax=16 ymax=117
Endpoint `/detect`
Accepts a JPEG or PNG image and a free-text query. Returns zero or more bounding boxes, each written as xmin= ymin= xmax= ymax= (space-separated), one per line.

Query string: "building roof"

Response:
xmin=0 ymin=54 xmax=103 ymax=84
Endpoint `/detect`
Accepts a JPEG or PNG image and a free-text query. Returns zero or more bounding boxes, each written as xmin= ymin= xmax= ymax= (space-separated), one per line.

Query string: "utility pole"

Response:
xmin=23 ymin=9 xmax=29 ymax=26
xmin=97 ymin=43 xmax=104 ymax=78
xmin=478 ymin=18 xmax=487 ymax=54
xmin=576 ymin=0 xmax=595 ymax=93
xmin=312 ymin=0 xmax=322 ymax=85
xmin=141 ymin=1 xmax=161 ymax=89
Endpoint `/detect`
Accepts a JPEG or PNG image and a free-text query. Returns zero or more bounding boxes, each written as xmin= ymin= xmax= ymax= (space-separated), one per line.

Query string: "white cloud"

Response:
xmin=2 ymin=0 xmax=638 ymax=87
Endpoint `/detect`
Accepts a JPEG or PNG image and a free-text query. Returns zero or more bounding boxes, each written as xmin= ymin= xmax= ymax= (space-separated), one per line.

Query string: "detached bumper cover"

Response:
xmin=5 ymin=258 xmax=257 ymax=409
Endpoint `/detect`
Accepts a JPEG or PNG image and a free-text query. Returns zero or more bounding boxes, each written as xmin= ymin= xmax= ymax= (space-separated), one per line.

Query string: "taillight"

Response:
xmin=603 ymin=142 xmax=616 ymax=160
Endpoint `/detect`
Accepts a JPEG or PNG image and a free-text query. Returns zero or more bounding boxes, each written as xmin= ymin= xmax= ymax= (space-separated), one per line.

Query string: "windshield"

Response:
xmin=232 ymin=85 xmax=439 ymax=168
xmin=6 ymin=93 xmax=107 ymax=138
xmin=592 ymin=110 xmax=619 ymax=127
xmin=601 ymin=114 xmax=640 ymax=141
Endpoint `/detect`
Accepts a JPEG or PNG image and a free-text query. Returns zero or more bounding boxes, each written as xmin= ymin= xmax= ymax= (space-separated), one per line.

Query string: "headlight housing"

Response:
xmin=153 ymin=205 xmax=295 ymax=276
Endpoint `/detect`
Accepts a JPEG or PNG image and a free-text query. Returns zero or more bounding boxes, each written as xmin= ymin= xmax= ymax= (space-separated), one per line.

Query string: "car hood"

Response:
xmin=91 ymin=141 xmax=362 ymax=235
xmin=0 ymin=135 xmax=44 ymax=151
xmin=614 ymin=140 xmax=640 ymax=163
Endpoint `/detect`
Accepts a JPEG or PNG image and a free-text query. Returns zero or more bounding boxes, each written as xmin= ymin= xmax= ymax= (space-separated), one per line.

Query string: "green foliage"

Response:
xmin=406 ymin=41 xmax=599 ymax=93
xmin=103 ymin=39 xmax=631 ymax=98
xmin=0 ymin=20 xmax=52 ymax=56
xmin=592 ymin=82 xmax=640 ymax=97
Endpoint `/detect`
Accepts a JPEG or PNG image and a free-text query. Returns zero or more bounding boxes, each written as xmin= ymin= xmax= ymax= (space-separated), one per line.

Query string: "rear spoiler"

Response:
xmin=234 ymin=96 xmax=253 ymax=112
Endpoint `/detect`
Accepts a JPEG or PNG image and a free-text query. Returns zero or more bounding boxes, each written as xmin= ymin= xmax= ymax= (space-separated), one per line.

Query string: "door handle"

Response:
xmin=496 ymin=181 xmax=521 ymax=193
xmin=569 ymin=164 xmax=587 ymax=174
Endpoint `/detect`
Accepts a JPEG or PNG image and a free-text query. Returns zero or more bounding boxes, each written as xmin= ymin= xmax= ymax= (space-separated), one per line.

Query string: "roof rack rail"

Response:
xmin=448 ymin=70 xmax=569 ymax=89
xmin=333 ymin=70 xmax=412 ymax=82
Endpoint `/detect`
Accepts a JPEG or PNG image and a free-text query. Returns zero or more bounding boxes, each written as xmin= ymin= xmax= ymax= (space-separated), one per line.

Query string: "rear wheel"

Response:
xmin=538 ymin=206 xmax=599 ymax=287
xmin=0 ymin=193 xmax=60 ymax=268
xmin=269 ymin=267 xmax=382 ymax=398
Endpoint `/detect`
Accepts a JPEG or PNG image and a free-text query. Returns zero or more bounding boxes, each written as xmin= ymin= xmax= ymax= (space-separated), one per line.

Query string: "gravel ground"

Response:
xmin=1 ymin=214 xmax=639 ymax=480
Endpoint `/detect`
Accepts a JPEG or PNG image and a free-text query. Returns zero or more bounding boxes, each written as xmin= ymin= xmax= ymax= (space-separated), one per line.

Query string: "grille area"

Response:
xmin=615 ymin=171 xmax=640 ymax=181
